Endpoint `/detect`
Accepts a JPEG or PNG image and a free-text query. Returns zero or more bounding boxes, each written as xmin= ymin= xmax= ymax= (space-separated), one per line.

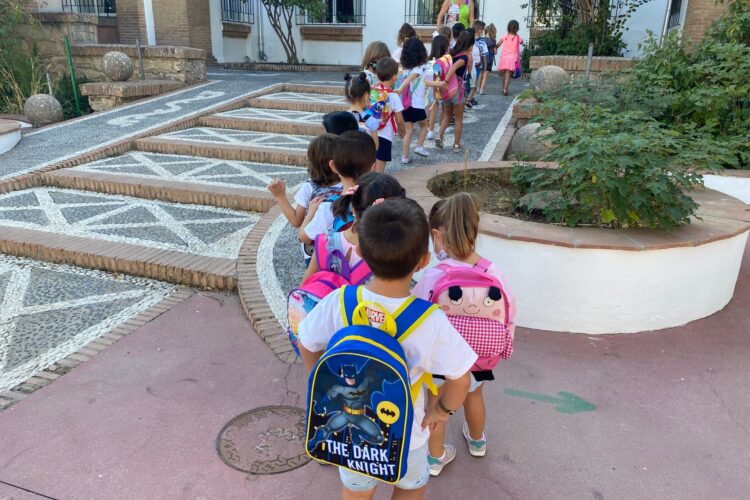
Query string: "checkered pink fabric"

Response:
xmin=447 ymin=315 xmax=514 ymax=360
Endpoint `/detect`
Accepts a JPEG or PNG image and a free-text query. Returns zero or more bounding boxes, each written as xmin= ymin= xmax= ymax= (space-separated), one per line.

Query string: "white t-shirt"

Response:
xmin=392 ymin=46 xmax=403 ymax=64
xmin=378 ymin=92 xmax=404 ymax=142
xmin=298 ymin=288 xmax=477 ymax=450
xmin=294 ymin=181 xmax=342 ymax=209
xmin=472 ymin=44 xmax=481 ymax=69
xmin=303 ymin=201 xmax=334 ymax=241
xmin=403 ymin=66 xmax=427 ymax=110
xmin=364 ymin=69 xmax=378 ymax=87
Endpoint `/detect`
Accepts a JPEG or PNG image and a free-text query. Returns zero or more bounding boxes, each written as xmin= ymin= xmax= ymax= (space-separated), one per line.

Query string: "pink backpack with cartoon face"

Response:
xmin=429 ymin=259 xmax=515 ymax=371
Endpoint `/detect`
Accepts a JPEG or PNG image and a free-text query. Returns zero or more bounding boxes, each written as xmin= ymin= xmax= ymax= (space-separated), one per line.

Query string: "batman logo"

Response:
xmin=376 ymin=401 xmax=400 ymax=425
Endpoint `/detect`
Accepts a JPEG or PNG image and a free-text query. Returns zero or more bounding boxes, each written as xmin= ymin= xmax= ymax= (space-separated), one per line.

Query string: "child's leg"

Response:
xmin=479 ymin=70 xmax=488 ymax=93
xmin=453 ymin=102 xmax=465 ymax=147
xmin=416 ymin=119 xmax=429 ymax=148
xmin=374 ymin=160 xmax=386 ymax=173
xmin=463 ymin=383 xmax=486 ymax=439
xmin=402 ymin=121 xmax=414 ymax=159
xmin=374 ymin=137 xmax=391 ymax=173
xmin=342 ymin=487 xmax=376 ymax=500
xmin=392 ymin=487 xmax=427 ymax=500
xmin=503 ymin=70 xmax=511 ymax=93
xmin=428 ymin=102 xmax=438 ymax=133
xmin=438 ymin=102 xmax=453 ymax=141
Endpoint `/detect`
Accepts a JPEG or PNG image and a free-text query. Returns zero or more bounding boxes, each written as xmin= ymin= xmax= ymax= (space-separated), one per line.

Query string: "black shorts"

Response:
xmin=376 ymin=137 xmax=392 ymax=162
xmin=402 ymin=107 xmax=427 ymax=123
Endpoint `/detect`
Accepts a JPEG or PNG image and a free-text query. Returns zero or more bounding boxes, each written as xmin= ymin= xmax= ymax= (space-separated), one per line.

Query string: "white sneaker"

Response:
xmin=427 ymin=131 xmax=434 ymax=140
xmin=427 ymin=444 xmax=456 ymax=476
xmin=462 ymin=422 xmax=487 ymax=457
xmin=414 ymin=147 xmax=430 ymax=157
xmin=401 ymin=156 xmax=412 ymax=164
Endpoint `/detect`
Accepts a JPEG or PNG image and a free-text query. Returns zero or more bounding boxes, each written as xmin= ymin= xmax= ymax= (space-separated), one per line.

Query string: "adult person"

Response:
xmin=437 ymin=0 xmax=475 ymax=30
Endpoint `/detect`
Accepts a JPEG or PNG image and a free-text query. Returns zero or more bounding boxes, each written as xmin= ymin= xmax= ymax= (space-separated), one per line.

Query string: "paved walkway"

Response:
xmin=0 ymin=243 xmax=747 ymax=499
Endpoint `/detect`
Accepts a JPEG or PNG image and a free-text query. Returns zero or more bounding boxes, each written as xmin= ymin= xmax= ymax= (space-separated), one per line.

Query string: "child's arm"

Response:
xmin=395 ymin=72 xmax=419 ymax=94
xmin=395 ymin=112 xmax=406 ymax=139
xmin=301 ymin=251 xmax=320 ymax=283
xmin=298 ymin=196 xmax=325 ymax=245
xmin=440 ymin=59 xmax=466 ymax=86
xmin=268 ymin=179 xmax=306 ymax=228
xmin=422 ymin=372 xmax=471 ymax=430
xmin=300 ymin=343 xmax=323 ymax=371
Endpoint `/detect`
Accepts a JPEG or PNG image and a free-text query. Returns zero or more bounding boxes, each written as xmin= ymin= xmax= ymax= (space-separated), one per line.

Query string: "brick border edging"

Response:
xmin=236 ymin=207 xmax=297 ymax=365
xmin=217 ymin=63 xmax=359 ymax=73
xmin=0 ymin=287 xmax=195 ymax=412
xmin=489 ymin=117 xmax=518 ymax=162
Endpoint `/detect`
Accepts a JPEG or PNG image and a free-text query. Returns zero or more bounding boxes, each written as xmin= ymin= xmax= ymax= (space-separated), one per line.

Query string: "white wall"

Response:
xmin=35 ymin=0 xmax=63 ymax=12
xmin=476 ymin=231 xmax=748 ymax=334
xmin=622 ymin=0 xmax=669 ymax=56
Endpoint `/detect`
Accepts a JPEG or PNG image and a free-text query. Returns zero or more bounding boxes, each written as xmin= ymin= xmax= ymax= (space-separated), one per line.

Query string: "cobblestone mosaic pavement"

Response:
xmin=256 ymin=92 xmax=347 ymax=104
xmin=72 ymin=152 xmax=308 ymax=190
xmin=0 ymin=188 xmax=259 ymax=258
xmin=0 ymin=255 xmax=174 ymax=392
xmin=214 ymin=107 xmax=326 ymax=124
xmin=156 ymin=127 xmax=314 ymax=150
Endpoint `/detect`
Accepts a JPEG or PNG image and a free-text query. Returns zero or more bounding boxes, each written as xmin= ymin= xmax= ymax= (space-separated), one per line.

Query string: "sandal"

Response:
xmin=435 ymin=138 xmax=444 ymax=149
xmin=453 ymin=144 xmax=462 ymax=153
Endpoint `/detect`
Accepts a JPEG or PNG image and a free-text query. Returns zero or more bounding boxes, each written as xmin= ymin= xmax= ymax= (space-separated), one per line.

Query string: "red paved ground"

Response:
xmin=0 ymin=246 xmax=748 ymax=499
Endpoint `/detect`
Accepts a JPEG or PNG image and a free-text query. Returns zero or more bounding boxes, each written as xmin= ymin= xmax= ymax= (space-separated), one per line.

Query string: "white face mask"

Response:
xmin=435 ymin=249 xmax=449 ymax=261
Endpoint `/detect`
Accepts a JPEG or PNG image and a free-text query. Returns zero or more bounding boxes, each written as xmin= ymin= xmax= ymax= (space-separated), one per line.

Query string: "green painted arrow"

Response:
xmin=504 ymin=389 xmax=596 ymax=414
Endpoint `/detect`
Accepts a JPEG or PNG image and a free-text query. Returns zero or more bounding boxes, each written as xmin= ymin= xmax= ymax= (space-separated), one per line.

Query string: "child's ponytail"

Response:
xmin=429 ymin=193 xmax=479 ymax=260
xmin=332 ymin=172 xmax=406 ymax=221
xmin=344 ymin=72 xmax=371 ymax=104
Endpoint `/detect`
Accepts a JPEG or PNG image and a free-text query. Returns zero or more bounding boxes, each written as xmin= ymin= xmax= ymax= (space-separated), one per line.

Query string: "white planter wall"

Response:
xmin=476 ymin=231 xmax=749 ymax=334
xmin=703 ymin=175 xmax=750 ymax=204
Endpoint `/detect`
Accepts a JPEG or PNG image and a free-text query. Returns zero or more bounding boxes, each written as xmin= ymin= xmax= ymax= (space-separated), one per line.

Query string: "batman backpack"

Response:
xmin=305 ymin=286 xmax=439 ymax=484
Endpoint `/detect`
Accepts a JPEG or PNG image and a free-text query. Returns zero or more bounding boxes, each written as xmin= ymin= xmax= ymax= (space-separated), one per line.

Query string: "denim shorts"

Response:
xmin=339 ymin=443 xmax=429 ymax=492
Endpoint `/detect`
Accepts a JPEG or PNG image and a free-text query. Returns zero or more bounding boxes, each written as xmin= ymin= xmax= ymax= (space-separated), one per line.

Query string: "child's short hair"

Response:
xmin=486 ymin=23 xmax=497 ymax=40
xmin=472 ymin=20 xmax=486 ymax=32
xmin=361 ymin=41 xmax=391 ymax=71
xmin=438 ymin=26 xmax=452 ymax=39
xmin=451 ymin=22 xmax=465 ymax=40
xmin=451 ymin=30 xmax=475 ymax=57
xmin=429 ymin=193 xmax=479 ymax=260
xmin=397 ymin=23 xmax=417 ymax=46
xmin=332 ymin=130 xmax=375 ymax=180
xmin=358 ymin=198 xmax=429 ymax=280
xmin=507 ymin=20 xmax=520 ymax=34
xmin=400 ymin=37 xmax=428 ymax=70
xmin=344 ymin=72 xmax=371 ymax=104
xmin=375 ymin=57 xmax=399 ymax=82
xmin=322 ymin=111 xmax=359 ymax=135
xmin=430 ymin=35 xmax=450 ymax=60
xmin=307 ymin=133 xmax=339 ymax=185
xmin=332 ymin=171 xmax=405 ymax=221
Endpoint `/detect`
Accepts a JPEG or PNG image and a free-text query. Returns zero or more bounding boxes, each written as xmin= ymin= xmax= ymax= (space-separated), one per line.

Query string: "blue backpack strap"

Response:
xmin=340 ymin=285 xmax=362 ymax=326
xmin=394 ymin=297 xmax=440 ymax=342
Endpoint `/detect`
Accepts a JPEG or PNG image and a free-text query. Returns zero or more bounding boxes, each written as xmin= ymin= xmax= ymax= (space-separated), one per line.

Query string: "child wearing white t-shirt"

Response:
xmin=299 ymin=197 xmax=475 ymax=498
xmin=371 ymin=57 xmax=406 ymax=173
xmin=268 ymin=133 xmax=341 ymax=262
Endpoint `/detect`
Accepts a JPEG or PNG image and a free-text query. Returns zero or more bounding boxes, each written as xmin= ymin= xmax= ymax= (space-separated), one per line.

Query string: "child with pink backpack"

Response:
xmin=287 ymin=172 xmax=406 ymax=356
xmin=413 ymin=192 xmax=516 ymax=475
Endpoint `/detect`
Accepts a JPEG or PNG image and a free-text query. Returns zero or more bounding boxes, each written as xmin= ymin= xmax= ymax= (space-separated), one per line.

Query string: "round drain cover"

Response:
xmin=216 ymin=405 xmax=310 ymax=474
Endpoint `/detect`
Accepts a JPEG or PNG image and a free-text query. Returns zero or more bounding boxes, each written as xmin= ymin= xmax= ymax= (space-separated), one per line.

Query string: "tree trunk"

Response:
xmin=262 ymin=2 xmax=299 ymax=64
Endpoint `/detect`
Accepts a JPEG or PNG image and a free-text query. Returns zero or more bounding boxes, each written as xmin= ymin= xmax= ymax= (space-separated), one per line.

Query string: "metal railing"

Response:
xmin=62 ymin=0 xmax=117 ymax=17
xmin=297 ymin=0 xmax=366 ymax=25
xmin=222 ymin=0 xmax=254 ymax=24
xmin=404 ymin=0 xmax=441 ymax=26
xmin=666 ymin=0 xmax=683 ymax=30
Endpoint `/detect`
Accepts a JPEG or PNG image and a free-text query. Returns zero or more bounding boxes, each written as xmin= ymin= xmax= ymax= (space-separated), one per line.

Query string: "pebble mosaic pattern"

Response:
xmin=0 ymin=255 xmax=175 ymax=392
xmin=0 ymin=188 xmax=259 ymax=258
xmin=157 ymin=127 xmax=314 ymax=151
xmin=256 ymin=92 xmax=347 ymax=104
xmin=72 ymin=152 xmax=308 ymax=190
xmin=214 ymin=107 xmax=325 ymax=124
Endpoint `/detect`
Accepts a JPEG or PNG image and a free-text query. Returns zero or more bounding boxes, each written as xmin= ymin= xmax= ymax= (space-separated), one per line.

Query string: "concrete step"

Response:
xmin=246 ymin=93 xmax=348 ymax=113
xmin=199 ymin=113 xmax=325 ymax=137
xmin=41 ymin=151 xmax=308 ymax=213
xmin=0 ymin=188 xmax=264 ymax=289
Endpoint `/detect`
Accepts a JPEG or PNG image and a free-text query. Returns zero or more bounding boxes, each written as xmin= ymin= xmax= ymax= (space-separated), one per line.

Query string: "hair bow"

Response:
xmin=344 ymin=185 xmax=359 ymax=196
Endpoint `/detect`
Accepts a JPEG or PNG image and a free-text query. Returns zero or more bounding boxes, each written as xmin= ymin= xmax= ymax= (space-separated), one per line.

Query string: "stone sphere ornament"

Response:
xmin=103 ymin=51 xmax=134 ymax=81
xmin=23 ymin=94 xmax=64 ymax=127
xmin=509 ymin=123 xmax=555 ymax=161
xmin=530 ymin=65 xmax=569 ymax=93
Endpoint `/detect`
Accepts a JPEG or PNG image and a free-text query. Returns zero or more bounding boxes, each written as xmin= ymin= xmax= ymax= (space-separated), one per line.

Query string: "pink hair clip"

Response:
xmin=372 ymin=198 xmax=386 ymax=206
xmin=344 ymin=185 xmax=359 ymax=196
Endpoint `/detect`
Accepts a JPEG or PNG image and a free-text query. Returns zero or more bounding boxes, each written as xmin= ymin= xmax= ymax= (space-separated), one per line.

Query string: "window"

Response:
xmin=666 ymin=0 xmax=683 ymax=30
xmin=405 ymin=0 xmax=441 ymax=26
xmin=297 ymin=0 xmax=366 ymax=25
xmin=222 ymin=0 xmax=254 ymax=24
xmin=62 ymin=0 xmax=116 ymax=17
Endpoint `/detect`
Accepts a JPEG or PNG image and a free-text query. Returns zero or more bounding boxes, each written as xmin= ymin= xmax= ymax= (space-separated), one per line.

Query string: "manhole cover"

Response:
xmin=216 ymin=405 xmax=310 ymax=474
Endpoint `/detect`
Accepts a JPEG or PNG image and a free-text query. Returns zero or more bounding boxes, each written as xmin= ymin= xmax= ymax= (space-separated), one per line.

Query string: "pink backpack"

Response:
xmin=287 ymin=233 xmax=372 ymax=356
xmin=433 ymin=54 xmax=460 ymax=101
xmin=429 ymin=259 xmax=515 ymax=371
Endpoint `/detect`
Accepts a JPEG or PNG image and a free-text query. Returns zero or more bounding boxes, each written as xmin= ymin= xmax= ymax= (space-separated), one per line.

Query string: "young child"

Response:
xmin=413 ymin=193 xmax=515 ymax=475
xmin=300 ymin=172 xmax=405 ymax=283
xmin=463 ymin=27 xmax=481 ymax=109
xmin=478 ymin=23 xmax=497 ymax=95
xmin=450 ymin=22 xmax=465 ymax=49
xmin=397 ymin=37 xmax=435 ymax=164
xmin=498 ymin=20 xmax=523 ymax=96
xmin=426 ymin=35 xmax=451 ymax=142
xmin=343 ymin=72 xmax=380 ymax=142
xmin=436 ymin=30 xmax=474 ymax=153
xmin=268 ymin=134 xmax=341 ymax=262
xmin=392 ymin=23 xmax=417 ymax=63
xmin=466 ymin=21 xmax=487 ymax=106
xmin=438 ymin=26 xmax=452 ymax=40
xmin=299 ymin=130 xmax=376 ymax=245
xmin=298 ymin=197 xmax=476 ymax=499
xmin=361 ymin=41 xmax=391 ymax=87
xmin=323 ymin=111 xmax=359 ymax=135
xmin=372 ymin=57 xmax=406 ymax=173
